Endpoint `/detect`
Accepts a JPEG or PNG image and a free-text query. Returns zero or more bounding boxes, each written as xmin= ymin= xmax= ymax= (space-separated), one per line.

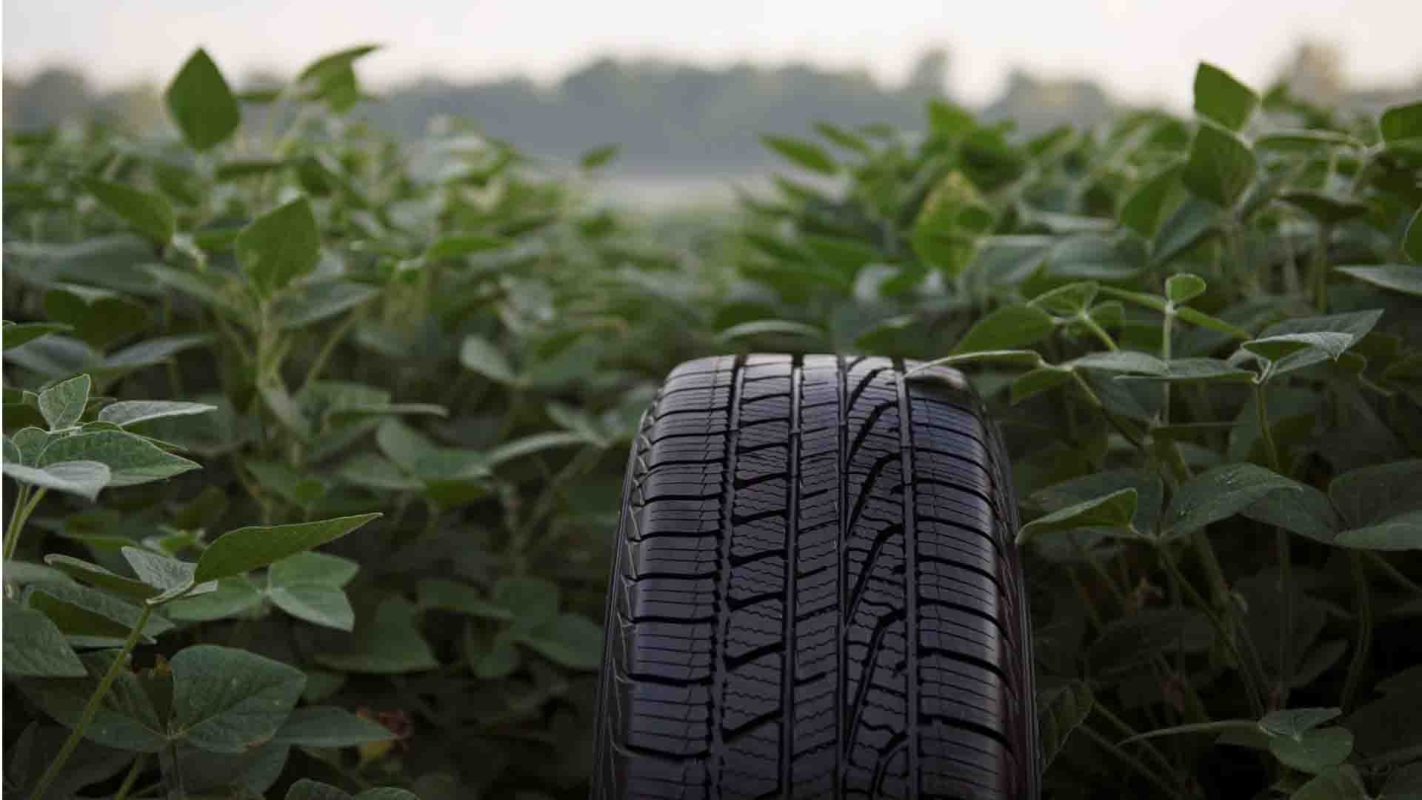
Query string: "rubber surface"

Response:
xmin=593 ymin=355 xmax=1038 ymax=799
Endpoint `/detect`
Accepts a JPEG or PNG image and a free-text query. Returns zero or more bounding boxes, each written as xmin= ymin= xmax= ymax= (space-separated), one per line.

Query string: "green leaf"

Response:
xmin=286 ymin=779 xmax=352 ymax=800
xmin=296 ymin=45 xmax=379 ymax=112
xmin=425 ymin=232 xmax=508 ymax=260
xmin=468 ymin=627 xmax=521 ymax=680
xmin=236 ymin=198 xmax=321 ymax=297
xmin=1244 ymin=332 xmax=1357 ymax=364
xmin=38 ymin=430 xmax=199 ymax=487
xmin=1256 ymin=310 xmax=1383 ymax=375
xmin=271 ymin=280 xmax=379 ymax=329
xmin=3 ymin=321 xmax=73 ymax=350
xmin=165 ymin=576 xmax=264 ymax=622
xmin=269 ymin=584 xmax=354 ymax=630
xmin=170 ymin=645 xmax=306 ymax=753
xmin=121 ymin=547 xmax=200 ymax=596
xmin=1017 ymin=489 xmax=1138 ymax=544
xmin=1009 ymin=367 xmax=1073 ymax=404
xmin=1029 ymin=281 xmax=1098 ymax=316
xmin=1193 ymin=62 xmax=1258 ymax=131
xmin=354 ymin=790 xmax=417 ymax=800
xmin=1270 ymin=727 xmax=1354 ymax=775
xmin=951 ymin=304 xmax=1055 ymax=354
xmin=417 ymin=578 xmax=512 ymax=621
xmin=1118 ymin=357 xmax=1254 ymax=383
xmin=1331 ymin=511 xmax=1422 ymax=551
xmin=38 ymin=374 xmax=90 ymax=430
xmin=97 ymin=400 xmax=217 ymax=427
xmin=29 ymin=583 xmax=173 ymax=643
xmin=195 ymin=513 xmax=381 ymax=583
xmin=1166 ymin=273 xmax=1207 ymax=305
xmin=1183 ymin=121 xmax=1256 ymax=207
xmin=458 ymin=335 xmax=518 ymax=384
xmin=165 ymin=48 xmax=241 ymax=151
xmin=579 ymin=144 xmax=620 ymax=170
xmin=762 ymin=135 xmax=837 ymax=175
xmin=1243 ymin=484 xmax=1338 ymax=544
xmin=1405 ymin=207 xmax=1422 ymax=263
xmin=1328 ymin=460 xmax=1422 ymax=528
xmin=1261 ymin=708 xmax=1342 ymax=738
xmin=3 ymin=600 xmax=86 ymax=677
xmin=269 ymin=551 xmax=359 ymax=588
xmin=3 ymin=460 xmax=109 ymax=500
xmin=1166 ymin=463 xmax=1303 ymax=536
xmin=1067 ymin=350 xmax=1168 ymax=375
xmin=1038 ymin=682 xmax=1093 ymax=769
xmin=315 ymin=597 xmax=438 ymax=674
xmin=22 ymin=651 xmax=167 ymax=751
xmin=83 ymin=178 xmax=175 ymax=244
xmin=1380 ymin=101 xmax=1422 ymax=146
xmin=1090 ymin=608 xmax=1213 ymax=675
xmin=494 ymin=575 xmax=559 ymax=634
xmin=518 ymin=613 xmax=603 ymax=670
xmin=485 ymin=430 xmax=588 ymax=466
xmin=274 ymin=706 xmax=393 ymax=747
xmin=1334 ymin=265 xmax=1422 ymax=298
xmin=1292 ymin=766 xmax=1368 ymax=800
xmin=1120 ymin=164 xmax=1182 ymax=237
xmin=44 ymin=554 xmax=157 ymax=600
xmin=912 ymin=171 xmax=993 ymax=276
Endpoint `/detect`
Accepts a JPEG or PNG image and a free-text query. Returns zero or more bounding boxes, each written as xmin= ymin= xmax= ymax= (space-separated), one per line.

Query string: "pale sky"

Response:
xmin=3 ymin=0 xmax=1419 ymax=107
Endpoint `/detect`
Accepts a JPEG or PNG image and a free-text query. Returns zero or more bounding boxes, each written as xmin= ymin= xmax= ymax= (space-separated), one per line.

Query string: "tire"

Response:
xmin=593 ymin=355 xmax=1038 ymax=799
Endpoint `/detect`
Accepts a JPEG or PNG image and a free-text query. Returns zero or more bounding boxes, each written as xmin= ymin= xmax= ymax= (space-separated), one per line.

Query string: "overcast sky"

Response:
xmin=4 ymin=0 xmax=1419 ymax=107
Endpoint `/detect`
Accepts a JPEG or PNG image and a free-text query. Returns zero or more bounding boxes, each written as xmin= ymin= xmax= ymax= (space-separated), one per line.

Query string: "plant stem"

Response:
xmin=1093 ymin=702 xmax=1179 ymax=779
xmin=1340 ymin=552 xmax=1372 ymax=712
xmin=1253 ymin=382 xmax=1291 ymax=705
xmin=114 ymin=754 xmax=148 ymax=800
xmin=4 ymin=485 xmax=46 ymax=560
xmin=1311 ymin=223 xmax=1332 ymax=312
xmin=30 ymin=604 xmax=153 ymax=800
xmin=1078 ymin=312 xmax=1118 ymax=351
xmin=1161 ymin=308 xmax=1174 ymax=425
xmin=1079 ymin=724 xmax=1187 ymax=800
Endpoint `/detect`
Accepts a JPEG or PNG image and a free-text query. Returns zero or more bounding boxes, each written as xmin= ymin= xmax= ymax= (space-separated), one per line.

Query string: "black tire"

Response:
xmin=593 ymin=355 xmax=1038 ymax=799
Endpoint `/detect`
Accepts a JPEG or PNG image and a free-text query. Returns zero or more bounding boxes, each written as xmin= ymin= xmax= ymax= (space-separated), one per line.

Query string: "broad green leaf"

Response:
xmin=22 ymin=650 xmax=167 ymax=751
xmin=1334 ymin=265 xmax=1422 ymax=298
xmin=1292 ymin=766 xmax=1368 ymax=800
xmin=195 ymin=513 xmax=381 ymax=583
xmin=417 ymin=578 xmax=512 ymax=621
xmin=1118 ymin=357 xmax=1254 ymax=383
xmin=274 ymin=706 xmax=393 ymax=747
xmin=1009 ymin=367 xmax=1073 ymax=404
xmin=425 ymin=232 xmax=508 ymax=260
xmin=271 ymin=280 xmax=378 ymax=329
xmin=1029 ymin=281 xmax=1098 ymax=315
xmin=579 ymin=144 xmax=620 ymax=170
xmin=1120 ymin=164 xmax=1181 ymax=237
xmin=1193 ymin=62 xmax=1258 ymax=131
xmin=1281 ymin=190 xmax=1370 ymax=224
xmin=485 ymin=430 xmax=587 ymax=466
xmin=3 ymin=460 xmax=109 ymax=500
xmin=297 ymin=44 xmax=379 ymax=112
xmin=1406 ymin=207 xmax=1422 ymax=263
xmin=1380 ymin=101 xmax=1422 ymax=146
xmin=1243 ymin=332 xmax=1356 ymax=364
xmin=83 ymin=178 xmax=175 ymax=244
xmin=236 ymin=198 xmax=321 ymax=297
xmin=3 ymin=600 xmax=86 ymax=677
xmin=951 ymin=304 xmax=1055 ymax=354
xmin=170 ymin=645 xmax=306 ymax=753
xmin=1261 ymin=708 xmax=1342 ymax=738
xmin=3 ymin=321 xmax=72 ymax=350
xmin=1255 ymin=130 xmax=1363 ymax=152
xmin=43 ymin=287 xmax=150 ymax=349
xmin=269 ymin=551 xmax=359 ymax=587
xmin=165 ymin=49 xmax=241 ymax=151
xmin=1090 ymin=608 xmax=1213 ymax=675
xmin=97 ymin=400 xmax=217 ymax=427
xmin=44 ymin=554 xmax=156 ymax=600
xmin=468 ymin=627 xmax=520 ymax=680
xmin=1067 ymin=350 xmax=1168 ymax=375
xmin=269 ymin=584 xmax=354 ymax=630
xmin=1331 ymin=511 xmax=1422 ymax=551
xmin=762 ymin=135 xmax=837 ymax=175
xmin=286 ymin=780 xmax=352 ymax=800
xmin=1256 ymin=310 xmax=1383 ymax=375
xmin=1038 ymin=682 xmax=1093 ymax=770
xmin=29 ymin=583 xmax=172 ymax=643
xmin=1016 ymin=489 xmax=1138 ymax=544
xmin=1243 ymin=484 xmax=1338 ymax=544
xmin=165 ymin=576 xmax=264 ymax=622
xmin=1166 ymin=463 xmax=1303 ymax=536
xmin=1166 ymin=273 xmax=1207 ymax=305
xmin=38 ymin=374 xmax=90 ymax=430
xmin=459 ymin=335 xmax=518 ymax=384
xmin=1328 ymin=460 xmax=1422 ymax=528
xmin=912 ymin=171 xmax=993 ymax=276
xmin=38 ymin=431 xmax=198 ymax=487
xmin=1183 ymin=121 xmax=1256 ymax=207
xmin=355 ymin=790 xmax=418 ymax=800
xmin=316 ymin=597 xmax=438 ymax=674
xmin=1270 ymin=727 xmax=1353 ymax=775
xmin=494 ymin=575 xmax=559 ymax=634
xmin=1152 ymin=198 xmax=1222 ymax=265
xmin=518 ymin=613 xmax=603 ymax=670
xmin=121 ymin=547 xmax=201 ymax=597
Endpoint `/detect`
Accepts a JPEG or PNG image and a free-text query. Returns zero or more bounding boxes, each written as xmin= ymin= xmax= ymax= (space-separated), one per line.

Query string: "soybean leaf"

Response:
xmin=355 ymin=790 xmax=418 ymax=800
xmin=1120 ymin=164 xmax=1182 ymax=237
xmin=236 ymin=198 xmax=321 ymax=297
xmin=1293 ymin=766 xmax=1369 ymax=800
xmin=459 ymin=335 xmax=518 ymax=384
xmin=952 ymin=304 xmax=1055 ymax=354
xmin=38 ymin=431 xmax=198 ymax=487
xmin=271 ymin=280 xmax=378 ymax=329
xmin=1334 ymin=265 xmax=1422 ymax=298
xmin=1193 ymin=63 xmax=1258 ymax=131
xmin=417 ymin=578 xmax=512 ymax=621
xmin=1010 ymin=367 xmax=1073 ymax=404
xmin=29 ymin=583 xmax=173 ymax=643
xmin=1243 ymin=484 xmax=1338 ymax=544
xmin=1029 ymin=281 xmax=1098 ymax=315
xmin=1166 ymin=273 xmax=1207 ymax=305
xmin=121 ymin=547 xmax=201 ymax=597
xmin=1118 ymin=357 xmax=1254 ymax=384
xmin=170 ymin=645 xmax=306 ymax=753
xmin=165 ymin=576 xmax=265 ymax=623
xmin=579 ymin=144 xmax=620 ymax=170
xmin=1038 ymin=682 xmax=1094 ymax=769
xmin=1380 ymin=101 xmax=1422 ymax=147
xmin=1166 ymin=463 xmax=1304 ymax=536
xmin=1328 ymin=460 xmax=1422 ymax=528
xmin=3 ymin=600 xmax=86 ymax=677
xmin=269 ymin=584 xmax=354 ymax=630
xmin=912 ymin=171 xmax=993 ymax=276
xmin=518 ymin=613 xmax=603 ymax=670
xmin=195 ymin=513 xmax=381 ymax=583
xmin=165 ymin=49 xmax=240 ymax=151
xmin=495 ymin=575 xmax=560 ymax=634
xmin=274 ymin=706 xmax=393 ymax=748
xmin=1406 ymin=207 xmax=1422 ymax=263
xmin=1331 ymin=512 xmax=1422 ymax=551
xmin=269 ymin=552 xmax=359 ymax=588
xmin=468 ymin=627 xmax=521 ymax=680
xmin=297 ymin=45 xmax=379 ymax=112
xmin=286 ymin=780 xmax=352 ymax=800
xmin=425 ymin=232 xmax=508 ymax=260
xmin=97 ymin=400 xmax=217 ymax=427
xmin=83 ymin=179 xmax=175 ymax=244
xmin=38 ymin=374 xmax=90 ymax=430
xmin=3 ymin=460 xmax=109 ymax=500
xmin=3 ymin=321 xmax=72 ymax=350
xmin=1270 ymin=727 xmax=1354 ymax=775
xmin=1243 ymin=332 xmax=1357 ymax=364
xmin=762 ymin=135 xmax=837 ymax=175
xmin=1017 ymin=489 xmax=1138 ymax=544
xmin=22 ymin=651 xmax=167 ymax=751
xmin=44 ymin=554 xmax=156 ymax=600
xmin=315 ymin=597 xmax=438 ymax=674
xmin=1183 ymin=121 xmax=1256 ymax=207
xmin=1261 ymin=708 xmax=1341 ymax=738
xmin=1090 ymin=609 xmax=1213 ymax=675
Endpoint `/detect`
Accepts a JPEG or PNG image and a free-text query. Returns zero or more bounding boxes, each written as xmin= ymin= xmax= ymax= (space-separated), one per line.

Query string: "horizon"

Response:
xmin=4 ymin=0 xmax=1421 ymax=110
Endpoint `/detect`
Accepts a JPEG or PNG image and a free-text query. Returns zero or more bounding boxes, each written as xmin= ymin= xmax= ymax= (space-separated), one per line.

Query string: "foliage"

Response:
xmin=3 ymin=46 xmax=1421 ymax=800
